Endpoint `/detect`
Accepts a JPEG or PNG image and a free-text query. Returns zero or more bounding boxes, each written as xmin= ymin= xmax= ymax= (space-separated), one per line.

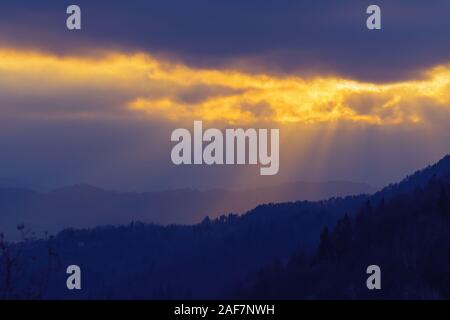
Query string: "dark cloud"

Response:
xmin=0 ymin=0 xmax=449 ymax=192
xmin=175 ymin=85 xmax=243 ymax=105
xmin=345 ymin=93 xmax=391 ymax=115
xmin=0 ymin=0 xmax=448 ymax=82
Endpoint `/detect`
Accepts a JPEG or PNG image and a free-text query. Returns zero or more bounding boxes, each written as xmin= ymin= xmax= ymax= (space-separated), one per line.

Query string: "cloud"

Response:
xmin=1 ymin=47 xmax=450 ymax=127
xmin=0 ymin=0 xmax=449 ymax=81
xmin=1 ymin=46 xmax=450 ymax=190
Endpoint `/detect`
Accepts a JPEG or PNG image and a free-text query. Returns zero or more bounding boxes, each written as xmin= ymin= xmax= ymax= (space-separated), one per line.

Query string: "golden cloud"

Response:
xmin=1 ymin=48 xmax=450 ymax=125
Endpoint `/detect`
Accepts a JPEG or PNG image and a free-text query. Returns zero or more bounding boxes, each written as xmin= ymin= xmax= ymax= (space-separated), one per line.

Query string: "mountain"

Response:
xmin=376 ymin=154 xmax=450 ymax=198
xmin=1 ymin=155 xmax=450 ymax=299
xmin=0 ymin=180 xmax=374 ymax=240
xmin=2 ymin=194 xmax=367 ymax=299
xmin=240 ymin=162 xmax=450 ymax=299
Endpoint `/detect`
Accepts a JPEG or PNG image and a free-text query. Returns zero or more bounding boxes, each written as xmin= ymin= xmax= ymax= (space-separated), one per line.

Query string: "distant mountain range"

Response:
xmin=1 ymin=155 xmax=450 ymax=299
xmin=0 ymin=180 xmax=375 ymax=240
xmin=0 ymin=156 xmax=450 ymax=299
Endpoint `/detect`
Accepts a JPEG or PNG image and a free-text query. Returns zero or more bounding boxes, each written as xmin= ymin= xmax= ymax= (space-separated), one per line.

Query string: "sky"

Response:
xmin=0 ymin=0 xmax=449 ymax=191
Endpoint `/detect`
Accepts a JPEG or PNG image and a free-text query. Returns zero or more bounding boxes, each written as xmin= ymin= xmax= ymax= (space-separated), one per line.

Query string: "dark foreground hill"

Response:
xmin=1 ymin=155 xmax=450 ymax=299
xmin=1 ymin=195 xmax=366 ymax=299
xmin=239 ymin=165 xmax=450 ymax=299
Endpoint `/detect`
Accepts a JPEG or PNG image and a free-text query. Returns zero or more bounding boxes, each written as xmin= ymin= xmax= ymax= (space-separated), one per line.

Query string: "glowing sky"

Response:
xmin=2 ymin=48 xmax=450 ymax=126
xmin=0 ymin=0 xmax=449 ymax=190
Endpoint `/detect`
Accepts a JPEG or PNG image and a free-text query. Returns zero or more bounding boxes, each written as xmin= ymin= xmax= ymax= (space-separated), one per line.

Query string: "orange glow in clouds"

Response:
xmin=0 ymin=48 xmax=450 ymax=126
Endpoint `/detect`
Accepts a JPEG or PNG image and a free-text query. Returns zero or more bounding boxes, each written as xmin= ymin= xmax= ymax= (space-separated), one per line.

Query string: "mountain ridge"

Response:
xmin=0 ymin=180 xmax=375 ymax=240
xmin=2 ymin=154 xmax=450 ymax=299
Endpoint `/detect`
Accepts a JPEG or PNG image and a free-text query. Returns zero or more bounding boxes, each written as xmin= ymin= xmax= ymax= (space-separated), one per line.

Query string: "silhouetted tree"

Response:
xmin=0 ymin=225 xmax=57 ymax=299
xmin=333 ymin=214 xmax=353 ymax=258
xmin=317 ymin=227 xmax=333 ymax=261
xmin=438 ymin=186 xmax=448 ymax=216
